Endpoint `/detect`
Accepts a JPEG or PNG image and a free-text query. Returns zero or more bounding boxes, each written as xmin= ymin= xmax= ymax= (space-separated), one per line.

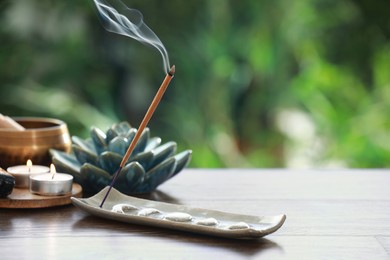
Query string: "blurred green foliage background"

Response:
xmin=1 ymin=0 xmax=390 ymax=168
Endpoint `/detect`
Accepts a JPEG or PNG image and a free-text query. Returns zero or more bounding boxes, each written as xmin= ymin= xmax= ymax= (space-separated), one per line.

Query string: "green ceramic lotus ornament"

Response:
xmin=50 ymin=122 xmax=191 ymax=196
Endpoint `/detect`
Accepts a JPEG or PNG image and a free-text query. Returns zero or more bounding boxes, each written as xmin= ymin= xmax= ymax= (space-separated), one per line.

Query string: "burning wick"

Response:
xmin=27 ymin=159 xmax=32 ymax=173
xmin=50 ymin=164 xmax=56 ymax=180
xmin=99 ymin=65 xmax=176 ymax=208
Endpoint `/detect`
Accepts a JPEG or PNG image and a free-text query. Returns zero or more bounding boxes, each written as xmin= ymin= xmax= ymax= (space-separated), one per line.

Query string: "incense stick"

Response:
xmin=99 ymin=65 xmax=176 ymax=208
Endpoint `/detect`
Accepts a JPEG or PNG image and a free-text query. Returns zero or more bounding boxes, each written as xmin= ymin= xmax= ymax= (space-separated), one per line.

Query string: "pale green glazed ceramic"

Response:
xmin=72 ymin=187 xmax=286 ymax=239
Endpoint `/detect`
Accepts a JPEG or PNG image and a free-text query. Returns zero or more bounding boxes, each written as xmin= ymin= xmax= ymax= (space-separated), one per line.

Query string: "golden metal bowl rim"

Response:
xmin=0 ymin=117 xmax=68 ymax=138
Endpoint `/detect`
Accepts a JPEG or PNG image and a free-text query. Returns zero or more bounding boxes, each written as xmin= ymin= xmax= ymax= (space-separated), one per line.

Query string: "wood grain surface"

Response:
xmin=0 ymin=169 xmax=389 ymax=259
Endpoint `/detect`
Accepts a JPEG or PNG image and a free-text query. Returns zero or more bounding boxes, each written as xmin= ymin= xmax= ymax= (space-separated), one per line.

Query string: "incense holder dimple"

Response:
xmin=50 ymin=122 xmax=192 ymax=196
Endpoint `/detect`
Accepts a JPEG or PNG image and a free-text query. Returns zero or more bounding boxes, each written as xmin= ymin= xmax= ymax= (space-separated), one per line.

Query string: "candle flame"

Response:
xmin=27 ymin=159 xmax=32 ymax=173
xmin=50 ymin=164 xmax=56 ymax=179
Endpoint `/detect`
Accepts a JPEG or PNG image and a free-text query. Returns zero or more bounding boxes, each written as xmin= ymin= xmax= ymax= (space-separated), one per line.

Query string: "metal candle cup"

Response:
xmin=7 ymin=163 xmax=50 ymax=188
xmin=30 ymin=173 xmax=73 ymax=196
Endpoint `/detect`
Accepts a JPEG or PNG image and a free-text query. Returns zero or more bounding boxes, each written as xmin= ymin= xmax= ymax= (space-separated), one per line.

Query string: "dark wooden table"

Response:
xmin=1 ymin=169 xmax=389 ymax=259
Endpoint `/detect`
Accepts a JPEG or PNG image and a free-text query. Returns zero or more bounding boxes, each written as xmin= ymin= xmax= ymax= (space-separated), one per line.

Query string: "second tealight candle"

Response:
xmin=29 ymin=164 xmax=73 ymax=196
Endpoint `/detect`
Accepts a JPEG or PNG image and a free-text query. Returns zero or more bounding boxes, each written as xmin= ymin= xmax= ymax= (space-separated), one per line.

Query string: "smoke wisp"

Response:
xmin=93 ymin=0 xmax=171 ymax=73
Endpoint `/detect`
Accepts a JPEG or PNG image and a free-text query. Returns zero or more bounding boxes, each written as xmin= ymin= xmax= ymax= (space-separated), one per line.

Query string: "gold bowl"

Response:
xmin=0 ymin=117 xmax=71 ymax=168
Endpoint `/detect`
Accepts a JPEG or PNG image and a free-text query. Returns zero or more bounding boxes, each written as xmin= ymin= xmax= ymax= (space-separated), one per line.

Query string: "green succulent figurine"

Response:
xmin=50 ymin=122 xmax=191 ymax=196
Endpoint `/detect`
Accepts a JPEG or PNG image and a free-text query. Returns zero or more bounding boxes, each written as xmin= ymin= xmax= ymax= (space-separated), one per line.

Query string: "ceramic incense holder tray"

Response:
xmin=71 ymin=187 xmax=286 ymax=239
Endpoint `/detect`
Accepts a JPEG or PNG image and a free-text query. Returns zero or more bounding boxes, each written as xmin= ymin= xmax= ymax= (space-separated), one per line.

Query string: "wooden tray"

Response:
xmin=0 ymin=183 xmax=82 ymax=208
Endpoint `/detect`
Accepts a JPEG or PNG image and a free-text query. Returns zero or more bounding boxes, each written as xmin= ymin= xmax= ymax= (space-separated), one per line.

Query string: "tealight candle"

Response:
xmin=29 ymin=164 xmax=73 ymax=196
xmin=7 ymin=159 xmax=50 ymax=188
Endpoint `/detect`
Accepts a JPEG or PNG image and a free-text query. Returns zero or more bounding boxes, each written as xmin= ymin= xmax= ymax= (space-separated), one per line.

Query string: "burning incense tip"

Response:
xmin=168 ymin=65 xmax=175 ymax=76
